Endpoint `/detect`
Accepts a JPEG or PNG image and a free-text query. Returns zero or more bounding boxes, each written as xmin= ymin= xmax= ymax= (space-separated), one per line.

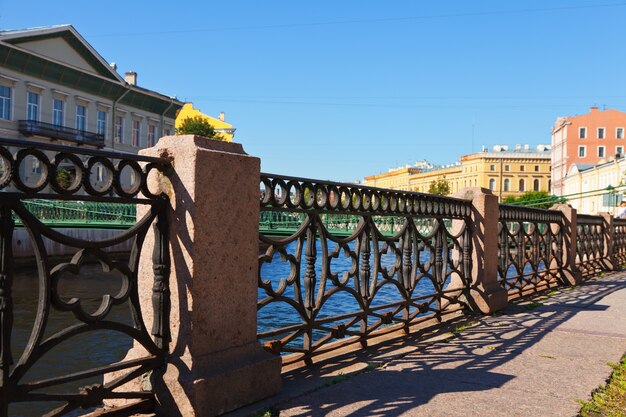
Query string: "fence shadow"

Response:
xmin=262 ymin=274 xmax=626 ymax=417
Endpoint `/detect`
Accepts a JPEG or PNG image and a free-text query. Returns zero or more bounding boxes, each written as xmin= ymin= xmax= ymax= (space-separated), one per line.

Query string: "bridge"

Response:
xmin=1 ymin=137 xmax=624 ymax=417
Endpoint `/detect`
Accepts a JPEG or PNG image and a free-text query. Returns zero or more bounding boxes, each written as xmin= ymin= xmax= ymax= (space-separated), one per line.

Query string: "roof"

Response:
xmin=0 ymin=24 xmax=183 ymax=117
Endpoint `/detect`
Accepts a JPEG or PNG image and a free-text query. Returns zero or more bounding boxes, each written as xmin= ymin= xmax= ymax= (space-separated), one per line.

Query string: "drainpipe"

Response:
xmin=160 ymin=98 xmax=175 ymax=138
xmin=111 ymin=84 xmax=131 ymax=150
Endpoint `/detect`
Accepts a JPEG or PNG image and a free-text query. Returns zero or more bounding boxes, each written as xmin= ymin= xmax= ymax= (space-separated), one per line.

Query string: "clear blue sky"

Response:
xmin=2 ymin=1 xmax=626 ymax=181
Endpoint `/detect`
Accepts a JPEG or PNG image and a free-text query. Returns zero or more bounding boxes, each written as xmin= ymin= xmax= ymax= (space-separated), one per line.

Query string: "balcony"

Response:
xmin=18 ymin=120 xmax=105 ymax=148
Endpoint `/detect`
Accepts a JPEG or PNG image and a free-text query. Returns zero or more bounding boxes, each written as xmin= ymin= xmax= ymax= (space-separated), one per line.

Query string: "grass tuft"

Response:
xmin=579 ymin=355 xmax=626 ymax=416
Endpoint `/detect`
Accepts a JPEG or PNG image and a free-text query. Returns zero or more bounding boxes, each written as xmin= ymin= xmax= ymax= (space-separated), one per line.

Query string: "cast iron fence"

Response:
xmin=576 ymin=214 xmax=605 ymax=277
xmin=498 ymin=205 xmax=565 ymax=299
xmin=613 ymin=218 xmax=626 ymax=266
xmin=0 ymin=138 xmax=170 ymax=416
xmin=258 ymin=174 xmax=473 ymax=364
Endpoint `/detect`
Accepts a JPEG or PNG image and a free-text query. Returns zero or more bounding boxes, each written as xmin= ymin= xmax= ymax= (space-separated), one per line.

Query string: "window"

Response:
xmin=504 ymin=179 xmax=510 ymax=192
xmin=598 ymin=146 xmax=605 ymax=158
xmin=598 ymin=127 xmax=605 ymax=139
xmin=533 ymin=179 xmax=540 ymax=191
xmin=164 ymin=126 xmax=172 ymax=136
xmin=534 ymin=165 xmax=539 ymax=172
xmin=520 ymin=165 xmax=525 ymax=172
xmin=489 ymin=165 xmax=495 ymax=171
xmin=132 ymin=120 xmax=141 ymax=147
xmin=32 ymin=158 xmax=41 ymax=174
xmin=505 ymin=165 xmax=510 ymax=171
xmin=489 ymin=179 xmax=495 ymax=190
xmin=0 ymin=85 xmax=11 ymax=120
xmin=27 ymin=92 xmax=39 ymax=121
xmin=53 ymin=99 xmax=64 ymax=126
xmin=617 ymin=128 xmax=624 ymax=139
xmin=115 ymin=116 xmax=124 ymax=143
xmin=97 ymin=110 xmax=107 ymax=137
xmin=579 ymin=127 xmax=587 ymax=139
xmin=76 ymin=105 xmax=86 ymax=131
xmin=519 ymin=179 xmax=525 ymax=192
xmin=148 ymin=124 xmax=156 ymax=146
xmin=617 ymin=146 xmax=624 ymax=155
xmin=579 ymin=146 xmax=586 ymax=157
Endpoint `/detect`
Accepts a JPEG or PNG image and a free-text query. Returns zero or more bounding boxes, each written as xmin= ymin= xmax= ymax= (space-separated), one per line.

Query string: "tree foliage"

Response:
xmin=503 ymin=190 xmax=565 ymax=209
xmin=175 ymin=116 xmax=223 ymax=140
xmin=428 ymin=178 xmax=451 ymax=196
xmin=55 ymin=168 xmax=73 ymax=189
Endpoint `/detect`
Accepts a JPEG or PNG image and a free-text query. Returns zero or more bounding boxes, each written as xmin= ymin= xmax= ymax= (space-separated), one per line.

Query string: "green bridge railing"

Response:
xmin=18 ymin=200 xmax=440 ymax=237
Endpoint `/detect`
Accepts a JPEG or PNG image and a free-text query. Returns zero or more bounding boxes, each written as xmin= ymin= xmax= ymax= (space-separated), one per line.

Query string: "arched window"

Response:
xmin=519 ymin=179 xmax=525 ymax=192
xmin=489 ymin=179 xmax=495 ymax=190
xmin=534 ymin=179 xmax=540 ymax=191
xmin=504 ymin=179 xmax=510 ymax=191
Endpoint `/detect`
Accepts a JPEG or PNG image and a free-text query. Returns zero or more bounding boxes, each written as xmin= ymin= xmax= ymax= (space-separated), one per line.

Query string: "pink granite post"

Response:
xmin=551 ymin=204 xmax=583 ymax=286
xmin=127 ymin=135 xmax=281 ymax=416
xmin=453 ymin=187 xmax=508 ymax=313
xmin=599 ymin=212 xmax=617 ymax=271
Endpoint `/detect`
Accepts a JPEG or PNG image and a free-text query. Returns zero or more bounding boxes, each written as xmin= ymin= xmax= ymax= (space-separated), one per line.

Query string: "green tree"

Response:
xmin=175 ymin=116 xmax=224 ymax=140
xmin=428 ymin=178 xmax=451 ymax=196
xmin=55 ymin=167 xmax=73 ymax=189
xmin=503 ymin=190 xmax=564 ymax=209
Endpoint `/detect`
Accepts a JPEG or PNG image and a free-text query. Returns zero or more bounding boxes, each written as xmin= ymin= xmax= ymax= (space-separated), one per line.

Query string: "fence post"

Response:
xmin=599 ymin=212 xmax=617 ymax=271
xmin=121 ymin=136 xmax=281 ymax=416
xmin=551 ymin=204 xmax=583 ymax=285
xmin=453 ymin=187 xmax=507 ymax=313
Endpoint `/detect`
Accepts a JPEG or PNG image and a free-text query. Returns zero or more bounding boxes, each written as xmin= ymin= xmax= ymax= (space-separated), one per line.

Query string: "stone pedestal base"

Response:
xmin=468 ymin=282 xmax=508 ymax=314
xmin=155 ymin=343 xmax=281 ymax=416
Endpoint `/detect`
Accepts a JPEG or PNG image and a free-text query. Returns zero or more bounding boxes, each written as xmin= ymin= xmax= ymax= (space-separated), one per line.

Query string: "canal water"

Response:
xmin=12 ymin=238 xmax=542 ymax=416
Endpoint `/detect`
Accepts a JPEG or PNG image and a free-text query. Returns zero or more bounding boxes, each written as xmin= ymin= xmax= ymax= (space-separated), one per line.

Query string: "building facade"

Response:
xmin=551 ymin=107 xmax=626 ymax=196
xmin=562 ymin=156 xmax=626 ymax=215
xmin=364 ymin=145 xmax=552 ymax=201
xmin=0 ymin=25 xmax=184 ymax=153
xmin=175 ymin=103 xmax=236 ymax=142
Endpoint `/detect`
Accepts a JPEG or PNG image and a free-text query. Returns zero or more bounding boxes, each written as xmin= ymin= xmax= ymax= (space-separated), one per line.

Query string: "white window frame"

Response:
xmin=97 ymin=110 xmax=107 ymax=137
xmin=503 ymin=179 xmax=510 ymax=192
xmin=148 ymin=124 xmax=157 ymax=147
xmin=617 ymin=127 xmax=624 ymax=139
xmin=0 ymin=85 xmax=12 ymax=121
xmin=115 ymin=115 xmax=125 ymax=144
xmin=579 ymin=127 xmax=587 ymax=139
xmin=617 ymin=146 xmax=624 ymax=155
xmin=578 ymin=146 xmax=586 ymax=157
xmin=52 ymin=99 xmax=64 ymax=127
xmin=598 ymin=127 xmax=605 ymax=139
xmin=26 ymin=91 xmax=39 ymax=121
xmin=76 ymin=105 xmax=87 ymax=131
xmin=598 ymin=146 xmax=606 ymax=158
xmin=132 ymin=119 xmax=141 ymax=147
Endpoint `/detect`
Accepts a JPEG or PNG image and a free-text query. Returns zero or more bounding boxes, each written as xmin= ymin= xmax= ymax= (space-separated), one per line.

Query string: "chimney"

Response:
xmin=125 ymin=71 xmax=137 ymax=86
xmin=109 ymin=62 xmax=117 ymax=72
xmin=219 ymin=112 xmax=225 ymax=122
xmin=590 ymin=106 xmax=599 ymax=113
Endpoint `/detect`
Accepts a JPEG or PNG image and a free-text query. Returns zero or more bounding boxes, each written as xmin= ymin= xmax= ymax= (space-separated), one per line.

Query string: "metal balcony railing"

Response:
xmin=18 ymin=120 xmax=105 ymax=147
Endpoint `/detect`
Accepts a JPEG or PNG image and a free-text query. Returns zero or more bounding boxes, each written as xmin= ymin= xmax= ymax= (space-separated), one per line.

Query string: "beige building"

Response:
xmin=0 ymin=25 xmax=184 ymax=153
xmin=365 ymin=145 xmax=552 ymax=201
xmin=562 ymin=156 xmax=626 ymax=215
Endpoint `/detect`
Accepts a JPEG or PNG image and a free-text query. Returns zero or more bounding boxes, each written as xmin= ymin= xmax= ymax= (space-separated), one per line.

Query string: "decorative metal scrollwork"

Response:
xmin=0 ymin=138 xmax=171 ymax=416
xmin=576 ymin=214 xmax=605 ymax=277
xmin=258 ymin=173 xmax=472 ymax=363
xmin=497 ymin=205 xmax=565 ymax=299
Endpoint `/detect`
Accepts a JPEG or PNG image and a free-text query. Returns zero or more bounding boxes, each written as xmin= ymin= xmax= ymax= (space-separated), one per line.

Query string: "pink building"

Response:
xmin=551 ymin=107 xmax=626 ymax=196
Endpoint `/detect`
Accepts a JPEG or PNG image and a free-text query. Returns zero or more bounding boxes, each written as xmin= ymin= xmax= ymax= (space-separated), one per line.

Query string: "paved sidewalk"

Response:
xmin=232 ymin=272 xmax=626 ymax=417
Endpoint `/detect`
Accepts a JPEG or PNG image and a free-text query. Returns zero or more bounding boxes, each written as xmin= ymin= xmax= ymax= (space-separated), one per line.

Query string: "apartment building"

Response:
xmin=551 ymin=107 xmax=626 ymax=196
xmin=0 ymin=25 xmax=183 ymax=152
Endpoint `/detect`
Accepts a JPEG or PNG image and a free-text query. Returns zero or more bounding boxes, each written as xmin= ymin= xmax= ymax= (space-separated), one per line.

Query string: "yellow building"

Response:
xmin=365 ymin=145 xmax=553 ymax=201
xmin=175 ymin=103 xmax=236 ymax=142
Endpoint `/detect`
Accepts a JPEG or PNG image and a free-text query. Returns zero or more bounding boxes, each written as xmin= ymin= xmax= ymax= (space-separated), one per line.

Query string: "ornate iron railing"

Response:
xmin=18 ymin=120 xmax=105 ymax=148
xmin=576 ymin=214 xmax=605 ymax=277
xmin=614 ymin=218 xmax=626 ymax=265
xmin=258 ymin=174 xmax=473 ymax=363
xmin=497 ymin=205 xmax=565 ymax=299
xmin=0 ymin=138 xmax=170 ymax=416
